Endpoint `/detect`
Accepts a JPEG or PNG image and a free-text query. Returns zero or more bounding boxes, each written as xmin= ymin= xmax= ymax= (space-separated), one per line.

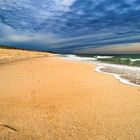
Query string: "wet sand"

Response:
xmin=100 ymin=66 xmax=140 ymax=86
xmin=0 ymin=49 xmax=140 ymax=140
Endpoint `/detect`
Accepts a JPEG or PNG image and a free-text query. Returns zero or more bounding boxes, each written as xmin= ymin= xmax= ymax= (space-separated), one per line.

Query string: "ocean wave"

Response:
xmin=63 ymin=54 xmax=140 ymax=87
xmin=130 ymin=58 xmax=140 ymax=62
xmin=95 ymin=65 xmax=140 ymax=87
xmin=95 ymin=56 xmax=113 ymax=59
xmin=63 ymin=54 xmax=97 ymax=61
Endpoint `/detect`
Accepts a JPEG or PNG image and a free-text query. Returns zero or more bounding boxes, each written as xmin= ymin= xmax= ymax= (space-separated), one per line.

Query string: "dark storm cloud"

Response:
xmin=0 ymin=0 xmax=140 ymax=53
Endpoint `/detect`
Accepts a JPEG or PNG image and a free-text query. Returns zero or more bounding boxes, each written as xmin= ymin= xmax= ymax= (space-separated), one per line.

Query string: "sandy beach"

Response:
xmin=0 ymin=48 xmax=54 ymax=64
xmin=0 ymin=49 xmax=140 ymax=140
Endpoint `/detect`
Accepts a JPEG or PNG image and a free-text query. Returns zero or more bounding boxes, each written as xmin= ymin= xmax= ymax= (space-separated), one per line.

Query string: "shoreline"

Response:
xmin=63 ymin=54 xmax=140 ymax=87
xmin=1 ymin=50 xmax=140 ymax=88
xmin=0 ymin=49 xmax=140 ymax=139
xmin=95 ymin=65 xmax=140 ymax=87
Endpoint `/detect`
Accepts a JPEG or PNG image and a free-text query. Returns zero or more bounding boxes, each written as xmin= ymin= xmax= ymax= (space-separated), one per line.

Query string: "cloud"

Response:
xmin=0 ymin=0 xmax=140 ymax=53
xmin=74 ymin=43 xmax=140 ymax=54
xmin=0 ymin=23 xmax=61 ymax=50
xmin=125 ymin=0 xmax=136 ymax=4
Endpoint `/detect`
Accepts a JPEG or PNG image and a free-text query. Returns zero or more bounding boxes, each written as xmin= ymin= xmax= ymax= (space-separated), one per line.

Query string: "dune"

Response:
xmin=0 ymin=46 xmax=54 ymax=64
xmin=0 ymin=48 xmax=140 ymax=140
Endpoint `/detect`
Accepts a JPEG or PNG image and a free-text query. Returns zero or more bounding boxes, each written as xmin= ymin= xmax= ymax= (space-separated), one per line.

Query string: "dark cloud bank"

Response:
xmin=0 ymin=0 xmax=140 ymax=53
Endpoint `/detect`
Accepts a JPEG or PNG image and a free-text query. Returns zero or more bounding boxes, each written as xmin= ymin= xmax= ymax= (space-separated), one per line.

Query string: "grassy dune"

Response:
xmin=0 ymin=45 xmax=54 ymax=64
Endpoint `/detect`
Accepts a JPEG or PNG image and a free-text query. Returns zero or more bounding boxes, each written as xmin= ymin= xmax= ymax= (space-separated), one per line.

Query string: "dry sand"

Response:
xmin=0 ymin=49 xmax=140 ymax=140
xmin=0 ymin=48 xmax=54 ymax=64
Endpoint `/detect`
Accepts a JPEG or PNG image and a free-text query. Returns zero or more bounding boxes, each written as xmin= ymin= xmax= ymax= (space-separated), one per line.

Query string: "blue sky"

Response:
xmin=0 ymin=0 xmax=140 ymax=53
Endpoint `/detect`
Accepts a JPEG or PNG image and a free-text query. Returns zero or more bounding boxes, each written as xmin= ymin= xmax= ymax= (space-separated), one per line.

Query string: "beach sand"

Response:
xmin=0 ymin=48 xmax=54 ymax=64
xmin=0 ymin=49 xmax=140 ymax=140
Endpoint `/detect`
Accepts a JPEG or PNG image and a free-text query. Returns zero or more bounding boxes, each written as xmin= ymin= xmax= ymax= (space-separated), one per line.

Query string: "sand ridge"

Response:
xmin=0 ymin=48 xmax=54 ymax=64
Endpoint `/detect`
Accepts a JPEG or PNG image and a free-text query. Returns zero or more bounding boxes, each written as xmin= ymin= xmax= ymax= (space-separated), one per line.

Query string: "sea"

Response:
xmin=62 ymin=54 xmax=140 ymax=87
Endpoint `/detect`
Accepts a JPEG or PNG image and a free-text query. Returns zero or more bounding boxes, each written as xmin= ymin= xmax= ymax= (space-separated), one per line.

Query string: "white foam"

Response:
xmin=130 ymin=58 xmax=140 ymax=62
xmin=63 ymin=54 xmax=97 ymax=61
xmin=95 ymin=62 xmax=140 ymax=72
xmin=95 ymin=65 xmax=140 ymax=87
xmin=95 ymin=56 xmax=113 ymax=59
xmin=63 ymin=54 xmax=140 ymax=87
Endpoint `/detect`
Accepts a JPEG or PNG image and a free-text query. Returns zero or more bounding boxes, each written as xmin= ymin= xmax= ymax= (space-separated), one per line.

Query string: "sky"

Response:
xmin=0 ymin=0 xmax=140 ymax=54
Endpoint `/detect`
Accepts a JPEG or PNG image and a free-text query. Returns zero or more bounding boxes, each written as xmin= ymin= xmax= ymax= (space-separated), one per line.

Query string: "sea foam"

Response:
xmin=63 ymin=54 xmax=140 ymax=87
